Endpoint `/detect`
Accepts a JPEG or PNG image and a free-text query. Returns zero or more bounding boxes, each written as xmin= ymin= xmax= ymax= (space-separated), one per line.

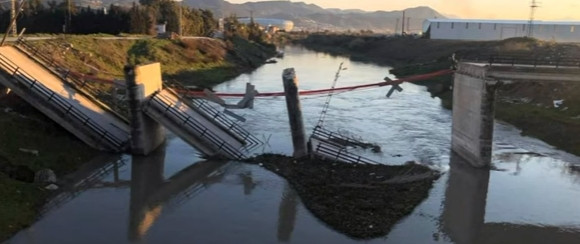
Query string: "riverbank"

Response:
xmin=0 ymin=35 xmax=276 ymax=241
xmin=295 ymin=34 xmax=580 ymax=156
xmin=29 ymin=35 xmax=276 ymax=88
xmin=0 ymin=95 xmax=99 ymax=240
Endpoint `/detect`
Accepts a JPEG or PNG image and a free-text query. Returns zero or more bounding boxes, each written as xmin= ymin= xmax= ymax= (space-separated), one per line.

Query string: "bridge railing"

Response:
xmin=312 ymin=140 xmax=377 ymax=165
xmin=14 ymin=37 xmax=129 ymax=116
xmin=461 ymin=54 xmax=580 ymax=68
xmin=165 ymin=80 xmax=260 ymax=149
xmin=310 ymin=126 xmax=378 ymax=165
xmin=312 ymin=126 xmax=362 ymax=148
xmin=144 ymin=91 xmax=245 ymax=160
xmin=0 ymin=53 xmax=126 ymax=151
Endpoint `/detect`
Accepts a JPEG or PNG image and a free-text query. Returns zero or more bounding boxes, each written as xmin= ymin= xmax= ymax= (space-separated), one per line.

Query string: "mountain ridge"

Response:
xmin=184 ymin=0 xmax=447 ymax=32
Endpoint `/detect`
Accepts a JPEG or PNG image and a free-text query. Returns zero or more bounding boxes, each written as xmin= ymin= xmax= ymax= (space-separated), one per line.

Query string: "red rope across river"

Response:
xmin=68 ymin=69 xmax=454 ymax=98
xmin=179 ymin=69 xmax=454 ymax=97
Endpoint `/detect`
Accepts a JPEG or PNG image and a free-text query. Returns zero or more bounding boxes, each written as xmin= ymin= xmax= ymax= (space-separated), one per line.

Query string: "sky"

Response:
xmin=227 ymin=0 xmax=580 ymax=20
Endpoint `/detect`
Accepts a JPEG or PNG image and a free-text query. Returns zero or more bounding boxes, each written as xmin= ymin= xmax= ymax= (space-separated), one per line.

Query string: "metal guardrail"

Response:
xmin=462 ymin=54 xmax=580 ymax=68
xmin=15 ymin=37 xmax=129 ymax=116
xmin=311 ymin=127 xmax=378 ymax=165
xmin=313 ymin=141 xmax=377 ymax=165
xmin=312 ymin=127 xmax=361 ymax=149
xmin=165 ymin=80 xmax=261 ymax=149
xmin=144 ymin=91 xmax=245 ymax=160
xmin=0 ymin=53 xmax=125 ymax=151
xmin=191 ymin=99 xmax=261 ymax=145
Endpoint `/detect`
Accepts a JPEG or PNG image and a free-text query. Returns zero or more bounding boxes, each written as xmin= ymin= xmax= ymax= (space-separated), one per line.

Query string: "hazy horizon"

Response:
xmin=227 ymin=0 xmax=580 ymax=20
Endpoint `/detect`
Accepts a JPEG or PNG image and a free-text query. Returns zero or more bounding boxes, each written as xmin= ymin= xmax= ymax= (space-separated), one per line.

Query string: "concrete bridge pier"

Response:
xmin=125 ymin=63 xmax=166 ymax=155
xmin=282 ymin=68 xmax=307 ymax=158
xmin=452 ymin=62 xmax=580 ymax=168
xmin=451 ymin=63 xmax=501 ymax=168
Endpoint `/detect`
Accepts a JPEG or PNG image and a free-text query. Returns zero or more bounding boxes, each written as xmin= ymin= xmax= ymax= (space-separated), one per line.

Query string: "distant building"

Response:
xmin=238 ymin=18 xmax=294 ymax=32
xmin=423 ymin=19 xmax=580 ymax=42
xmin=156 ymin=23 xmax=167 ymax=36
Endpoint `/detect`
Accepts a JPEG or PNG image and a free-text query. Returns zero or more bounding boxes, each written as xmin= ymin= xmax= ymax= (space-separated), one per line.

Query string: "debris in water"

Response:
xmin=245 ymin=154 xmax=441 ymax=240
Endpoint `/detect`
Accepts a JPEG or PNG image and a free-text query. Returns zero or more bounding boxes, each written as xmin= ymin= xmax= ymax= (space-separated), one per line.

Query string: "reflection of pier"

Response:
xmin=129 ymin=148 xmax=230 ymax=240
xmin=442 ymin=153 xmax=580 ymax=244
xmin=277 ymin=184 xmax=299 ymax=242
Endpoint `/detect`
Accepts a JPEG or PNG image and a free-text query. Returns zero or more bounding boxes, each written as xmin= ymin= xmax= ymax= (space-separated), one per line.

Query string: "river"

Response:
xmin=7 ymin=46 xmax=580 ymax=244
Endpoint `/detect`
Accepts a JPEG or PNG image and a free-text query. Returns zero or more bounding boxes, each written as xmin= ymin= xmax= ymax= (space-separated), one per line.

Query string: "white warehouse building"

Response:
xmin=423 ymin=19 xmax=580 ymax=42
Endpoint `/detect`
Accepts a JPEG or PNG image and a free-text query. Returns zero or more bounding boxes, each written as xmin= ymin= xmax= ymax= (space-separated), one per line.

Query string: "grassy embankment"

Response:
xmin=0 ymin=95 xmax=98 ymax=240
xmin=296 ymin=34 xmax=580 ymax=155
xmin=0 ymin=34 xmax=275 ymax=240
xmin=30 ymin=35 xmax=276 ymax=88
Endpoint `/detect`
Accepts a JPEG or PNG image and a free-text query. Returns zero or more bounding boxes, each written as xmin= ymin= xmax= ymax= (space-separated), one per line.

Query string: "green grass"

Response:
xmin=0 ymin=102 xmax=98 ymax=174
xmin=0 ymin=97 xmax=98 ymax=241
xmin=29 ymin=35 xmax=275 ymax=88
xmin=0 ymin=172 xmax=48 ymax=240
xmin=495 ymin=102 xmax=580 ymax=155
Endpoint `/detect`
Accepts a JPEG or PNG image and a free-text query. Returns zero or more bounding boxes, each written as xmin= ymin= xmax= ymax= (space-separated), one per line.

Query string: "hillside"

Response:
xmin=184 ymin=0 xmax=446 ymax=32
xmin=36 ymin=0 xmax=446 ymax=33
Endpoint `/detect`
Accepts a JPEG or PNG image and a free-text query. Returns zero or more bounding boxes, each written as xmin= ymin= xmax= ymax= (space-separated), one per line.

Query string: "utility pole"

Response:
xmin=527 ymin=0 xmax=539 ymax=37
xmin=401 ymin=11 xmax=406 ymax=35
xmin=179 ymin=0 xmax=183 ymax=36
xmin=64 ymin=0 xmax=72 ymax=34
xmin=407 ymin=17 xmax=411 ymax=33
xmin=10 ymin=0 xmax=17 ymax=36
xmin=2 ymin=0 xmax=24 ymax=45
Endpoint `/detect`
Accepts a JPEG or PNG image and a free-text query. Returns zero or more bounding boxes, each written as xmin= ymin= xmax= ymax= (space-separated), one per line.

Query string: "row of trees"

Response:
xmin=222 ymin=16 xmax=269 ymax=45
xmin=0 ymin=0 xmax=217 ymax=36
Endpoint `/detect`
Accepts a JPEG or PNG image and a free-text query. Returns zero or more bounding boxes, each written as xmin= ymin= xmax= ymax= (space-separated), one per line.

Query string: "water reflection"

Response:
xmin=239 ymin=171 xmax=258 ymax=195
xmin=440 ymin=152 xmax=580 ymax=244
xmin=40 ymin=154 xmax=127 ymax=216
xmin=441 ymin=153 xmax=490 ymax=244
xmin=129 ymin=147 xmax=229 ymax=240
xmin=277 ymin=184 xmax=299 ymax=242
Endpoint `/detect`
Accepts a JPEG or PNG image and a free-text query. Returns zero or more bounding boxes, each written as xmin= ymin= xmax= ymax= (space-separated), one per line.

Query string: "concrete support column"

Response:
xmin=282 ymin=68 xmax=307 ymax=158
xmin=125 ymin=63 xmax=166 ymax=155
xmin=237 ymin=82 xmax=257 ymax=109
xmin=451 ymin=63 xmax=500 ymax=168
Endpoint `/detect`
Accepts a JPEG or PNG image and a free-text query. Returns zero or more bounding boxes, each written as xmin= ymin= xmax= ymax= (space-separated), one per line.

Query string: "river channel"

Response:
xmin=7 ymin=46 xmax=580 ymax=244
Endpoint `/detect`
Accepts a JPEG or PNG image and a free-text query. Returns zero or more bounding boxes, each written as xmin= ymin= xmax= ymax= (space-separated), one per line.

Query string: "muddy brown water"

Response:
xmin=7 ymin=46 xmax=580 ymax=244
